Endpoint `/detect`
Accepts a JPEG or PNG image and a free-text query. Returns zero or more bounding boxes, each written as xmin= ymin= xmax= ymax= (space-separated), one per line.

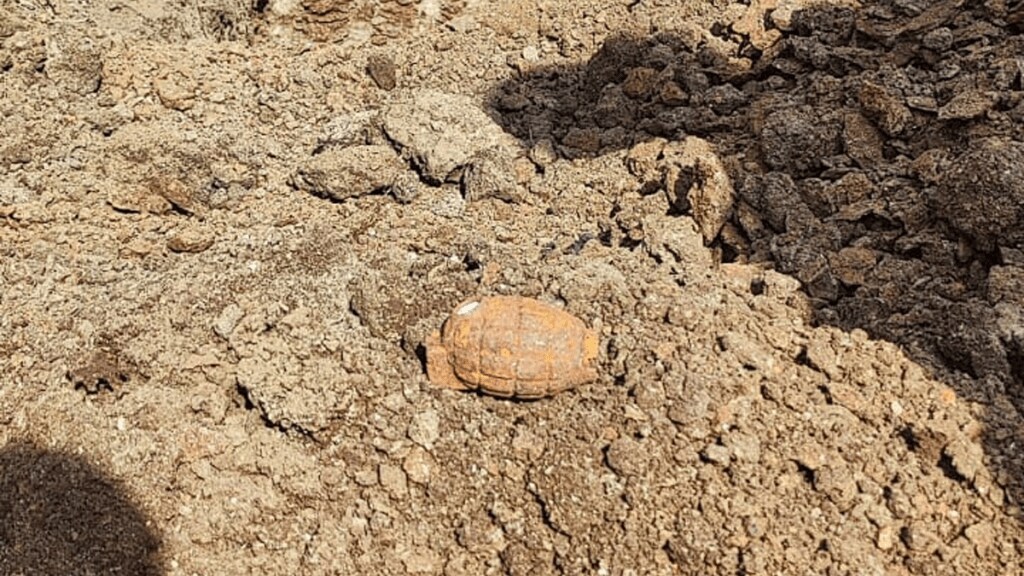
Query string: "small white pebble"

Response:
xmin=409 ymin=409 xmax=441 ymax=449
xmin=877 ymin=526 xmax=895 ymax=550
xmin=456 ymin=301 xmax=480 ymax=315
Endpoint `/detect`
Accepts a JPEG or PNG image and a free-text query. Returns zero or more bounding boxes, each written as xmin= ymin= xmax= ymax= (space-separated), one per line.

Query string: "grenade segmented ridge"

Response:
xmin=427 ymin=296 xmax=599 ymax=398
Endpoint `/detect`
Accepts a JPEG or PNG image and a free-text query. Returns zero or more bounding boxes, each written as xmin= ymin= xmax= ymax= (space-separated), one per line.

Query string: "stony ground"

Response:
xmin=2 ymin=0 xmax=1024 ymax=574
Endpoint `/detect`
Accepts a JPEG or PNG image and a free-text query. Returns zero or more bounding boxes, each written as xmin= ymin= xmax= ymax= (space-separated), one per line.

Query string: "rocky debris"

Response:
xmin=153 ymin=71 xmax=197 ymax=111
xmin=858 ymin=81 xmax=913 ymax=136
xmin=228 ymin=302 xmax=411 ymax=437
xmin=759 ymin=105 xmax=843 ymax=176
xmin=662 ymin=137 xmax=735 ymax=244
xmin=291 ymin=145 xmax=408 ymax=202
xmin=234 ymin=351 xmax=355 ymax=436
xmin=167 ymin=226 xmax=215 ymax=253
xmin=44 ymin=34 xmax=103 ymax=96
xmin=933 ymin=138 xmax=1024 ymax=251
xmin=366 ymin=54 xmax=397 ymax=91
xmin=842 ymin=110 xmax=885 ymax=167
xmin=408 ymin=409 xmax=440 ymax=450
xmin=261 ymin=0 xmax=465 ymax=43
xmin=402 ymin=447 xmax=435 ymax=484
xmin=623 ymin=136 xmax=736 ymax=245
xmin=315 ymin=111 xmax=388 ymax=151
xmin=938 ymin=90 xmax=997 ymax=120
xmin=382 ymin=91 xmax=518 ymax=185
xmin=106 ymin=186 xmax=173 ymax=215
xmin=348 ymin=253 xmax=476 ymax=348
xmin=213 ymin=303 xmax=244 ymax=340
xmin=604 ymin=437 xmax=649 ymax=476
xmin=461 ymin=146 xmax=522 ymax=203
xmin=148 ymin=176 xmax=200 ymax=215
xmin=388 ymin=170 xmax=420 ymax=204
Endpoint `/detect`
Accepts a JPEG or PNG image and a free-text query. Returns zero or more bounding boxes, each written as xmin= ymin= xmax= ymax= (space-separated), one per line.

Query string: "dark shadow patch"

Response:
xmin=937 ymin=452 xmax=969 ymax=484
xmin=67 ymin=344 xmax=137 ymax=397
xmin=486 ymin=32 xmax=738 ymax=160
xmin=0 ymin=442 xmax=164 ymax=575
xmin=794 ymin=461 xmax=816 ymax=486
xmin=413 ymin=341 xmax=430 ymax=374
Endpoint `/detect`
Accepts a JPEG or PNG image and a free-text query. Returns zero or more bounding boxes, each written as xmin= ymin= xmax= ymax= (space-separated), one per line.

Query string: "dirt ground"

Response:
xmin=2 ymin=0 xmax=1024 ymax=574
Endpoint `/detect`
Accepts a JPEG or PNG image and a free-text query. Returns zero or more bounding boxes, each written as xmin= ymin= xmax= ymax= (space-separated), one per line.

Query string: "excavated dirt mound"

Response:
xmin=2 ymin=0 xmax=1024 ymax=574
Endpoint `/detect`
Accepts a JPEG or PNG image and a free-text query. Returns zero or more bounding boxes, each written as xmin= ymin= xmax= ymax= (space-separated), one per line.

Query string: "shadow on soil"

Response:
xmin=486 ymin=2 xmax=1024 ymax=513
xmin=0 ymin=442 xmax=164 ymax=576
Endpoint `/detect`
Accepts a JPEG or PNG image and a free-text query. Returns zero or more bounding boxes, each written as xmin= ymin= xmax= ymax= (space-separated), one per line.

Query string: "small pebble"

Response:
xmin=167 ymin=227 xmax=215 ymax=253
xmin=876 ymin=525 xmax=895 ymax=550
xmin=379 ymin=463 xmax=408 ymax=497
xmin=214 ymin=303 xmax=243 ymax=339
xmin=921 ymin=27 xmax=953 ymax=51
xmin=703 ymin=443 xmax=732 ymax=465
xmin=366 ymin=54 xmax=397 ymax=91
xmin=408 ymin=409 xmax=440 ymax=449
xmin=402 ymin=447 xmax=435 ymax=484
xmin=403 ymin=548 xmax=441 ymax=574
xmin=605 ymin=437 xmax=649 ymax=476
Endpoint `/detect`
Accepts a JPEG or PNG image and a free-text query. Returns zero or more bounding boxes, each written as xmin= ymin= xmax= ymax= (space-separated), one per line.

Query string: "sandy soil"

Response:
xmin=2 ymin=0 xmax=1024 ymax=574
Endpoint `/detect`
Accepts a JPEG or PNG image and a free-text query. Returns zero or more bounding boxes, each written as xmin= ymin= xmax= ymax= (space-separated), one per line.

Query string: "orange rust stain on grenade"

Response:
xmin=425 ymin=296 xmax=599 ymax=399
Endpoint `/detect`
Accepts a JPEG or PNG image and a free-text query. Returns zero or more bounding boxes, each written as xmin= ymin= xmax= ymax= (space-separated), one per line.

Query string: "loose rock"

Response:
xmin=367 ymin=54 xmax=397 ymax=91
xmin=291 ymin=145 xmax=407 ymax=202
xmin=167 ymin=227 xmax=214 ymax=253
xmin=933 ymin=138 xmax=1024 ymax=250
xmin=382 ymin=91 xmax=516 ymax=183
xmin=605 ymin=437 xmax=650 ymax=476
xmin=408 ymin=410 xmax=440 ymax=449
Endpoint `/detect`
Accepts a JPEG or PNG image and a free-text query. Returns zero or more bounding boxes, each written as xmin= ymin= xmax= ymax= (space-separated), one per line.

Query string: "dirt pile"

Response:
xmin=2 ymin=0 xmax=1023 ymax=574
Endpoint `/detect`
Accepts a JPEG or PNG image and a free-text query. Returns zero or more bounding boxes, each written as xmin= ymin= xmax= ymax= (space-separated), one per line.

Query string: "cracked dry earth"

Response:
xmin=2 ymin=0 xmax=1024 ymax=574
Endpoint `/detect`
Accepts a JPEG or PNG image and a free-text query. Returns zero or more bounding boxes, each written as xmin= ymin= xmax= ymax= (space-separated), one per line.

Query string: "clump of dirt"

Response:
xmin=933 ymin=138 xmax=1024 ymax=252
xmin=2 ymin=0 xmax=1024 ymax=574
